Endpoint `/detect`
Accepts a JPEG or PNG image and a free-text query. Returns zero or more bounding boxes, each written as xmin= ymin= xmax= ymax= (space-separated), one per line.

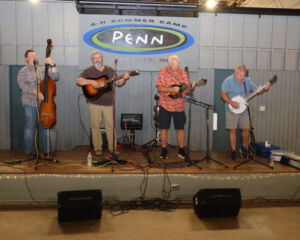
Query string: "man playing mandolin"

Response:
xmin=17 ymin=50 xmax=59 ymax=157
xmin=221 ymin=64 xmax=270 ymax=160
xmin=76 ymin=50 xmax=130 ymax=156
xmin=156 ymin=55 xmax=197 ymax=159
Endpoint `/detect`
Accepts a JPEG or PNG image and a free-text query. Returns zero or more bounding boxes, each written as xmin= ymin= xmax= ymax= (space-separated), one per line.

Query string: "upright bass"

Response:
xmin=39 ymin=39 xmax=57 ymax=128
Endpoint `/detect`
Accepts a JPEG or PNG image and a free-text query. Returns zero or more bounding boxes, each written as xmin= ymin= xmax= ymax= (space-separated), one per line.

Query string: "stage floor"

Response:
xmin=0 ymin=146 xmax=298 ymax=174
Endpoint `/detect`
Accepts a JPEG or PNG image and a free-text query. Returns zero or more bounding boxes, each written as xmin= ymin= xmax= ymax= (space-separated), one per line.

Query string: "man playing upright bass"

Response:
xmin=17 ymin=50 xmax=59 ymax=157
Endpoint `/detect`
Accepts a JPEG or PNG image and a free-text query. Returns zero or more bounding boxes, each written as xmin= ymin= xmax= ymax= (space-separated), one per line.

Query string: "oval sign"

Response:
xmin=83 ymin=24 xmax=194 ymax=55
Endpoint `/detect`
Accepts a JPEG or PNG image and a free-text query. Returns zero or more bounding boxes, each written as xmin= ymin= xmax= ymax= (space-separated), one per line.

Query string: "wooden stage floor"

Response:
xmin=0 ymin=146 xmax=298 ymax=174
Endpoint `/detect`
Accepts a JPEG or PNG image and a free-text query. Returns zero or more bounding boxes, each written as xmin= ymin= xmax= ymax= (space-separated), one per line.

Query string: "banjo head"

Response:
xmin=228 ymin=95 xmax=247 ymax=114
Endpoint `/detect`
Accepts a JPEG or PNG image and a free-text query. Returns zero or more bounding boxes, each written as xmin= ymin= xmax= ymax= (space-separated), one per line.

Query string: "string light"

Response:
xmin=0 ymin=173 xmax=299 ymax=181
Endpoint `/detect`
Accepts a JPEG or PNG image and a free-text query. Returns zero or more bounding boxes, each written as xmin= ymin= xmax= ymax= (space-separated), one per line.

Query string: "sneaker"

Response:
xmin=240 ymin=146 xmax=249 ymax=159
xmin=95 ymin=150 xmax=103 ymax=156
xmin=110 ymin=149 xmax=120 ymax=155
xmin=160 ymin=148 xmax=168 ymax=159
xmin=178 ymin=148 xmax=186 ymax=159
xmin=231 ymin=150 xmax=237 ymax=160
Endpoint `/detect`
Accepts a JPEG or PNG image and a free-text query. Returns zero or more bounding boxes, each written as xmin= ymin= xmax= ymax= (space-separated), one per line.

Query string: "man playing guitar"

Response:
xmin=221 ymin=64 xmax=270 ymax=160
xmin=156 ymin=55 xmax=196 ymax=159
xmin=76 ymin=50 xmax=130 ymax=156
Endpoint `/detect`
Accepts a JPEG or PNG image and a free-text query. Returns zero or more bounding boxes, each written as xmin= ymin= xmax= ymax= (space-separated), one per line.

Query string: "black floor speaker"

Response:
xmin=193 ymin=188 xmax=241 ymax=218
xmin=58 ymin=189 xmax=102 ymax=222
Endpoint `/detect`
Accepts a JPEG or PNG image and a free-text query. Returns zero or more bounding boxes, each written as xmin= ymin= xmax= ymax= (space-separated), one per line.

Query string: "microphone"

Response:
xmin=197 ymin=79 xmax=207 ymax=86
xmin=33 ymin=60 xmax=37 ymax=66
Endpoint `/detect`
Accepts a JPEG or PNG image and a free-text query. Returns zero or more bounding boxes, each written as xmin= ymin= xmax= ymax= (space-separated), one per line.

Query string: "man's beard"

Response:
xmin=94 ymin=62 xmax=102 ymax=68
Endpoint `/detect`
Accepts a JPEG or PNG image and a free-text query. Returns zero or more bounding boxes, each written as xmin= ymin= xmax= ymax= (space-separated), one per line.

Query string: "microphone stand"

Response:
xmin=233 ymin=105 xmax=273 ymax=169
xmin=184 ymin=97 xmax=228 ymax=169
xmin=98 ymin=58 xmax=127 ymax=172
xmin=183 ymin=69 xmax=201 ymax=170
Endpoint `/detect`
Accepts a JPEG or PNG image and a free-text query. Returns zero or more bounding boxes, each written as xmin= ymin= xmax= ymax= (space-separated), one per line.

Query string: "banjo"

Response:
xmin=228 ymin=75 xmax=277 ymax=114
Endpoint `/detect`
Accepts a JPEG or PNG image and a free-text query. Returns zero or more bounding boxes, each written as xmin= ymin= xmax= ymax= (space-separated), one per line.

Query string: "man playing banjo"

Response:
xmin=221 ymin=64 xmax=270 ymax=160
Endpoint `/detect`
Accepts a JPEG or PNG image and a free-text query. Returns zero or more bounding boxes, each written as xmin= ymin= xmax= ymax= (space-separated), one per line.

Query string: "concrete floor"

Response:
xmin=0 ymin=205 xmax=300 ymax=240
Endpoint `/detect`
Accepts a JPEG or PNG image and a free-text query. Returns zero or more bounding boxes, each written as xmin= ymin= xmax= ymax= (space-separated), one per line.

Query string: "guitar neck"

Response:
xmin=246 ymin=84 xmax=266 ymax=101
xmin=105 ymin=73 xmax=129 ymax=84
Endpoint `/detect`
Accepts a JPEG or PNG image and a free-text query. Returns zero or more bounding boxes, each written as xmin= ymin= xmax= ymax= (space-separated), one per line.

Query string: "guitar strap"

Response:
xmin=243 ymin=81 xmax=247 ymax=97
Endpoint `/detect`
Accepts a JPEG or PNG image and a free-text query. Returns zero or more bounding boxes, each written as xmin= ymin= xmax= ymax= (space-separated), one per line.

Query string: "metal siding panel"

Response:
xmin=243 ymin=49 xmax=257 ymax=70
xmin=214 ymin=48 xmax=228 ymax=69
xmin=32 ymin=2 xmax=48 ymax=45
xmin=199 ymin=48 xmax=214 ymax=69
xmin=286 ymin=16 xmax=300 ymax=50
xmin=257 ymin=50 xmax=271 ymax=70
xmin=249 ymin=70 xmax=300 ymax=154
xmin=1 ymin=45 xmax=16 ymax=65
xmin=48 ymin=2 xmax=64 ymax=46
xmin=271 ymin=50 xmax=285 ymax=70
xmin=16 ymin=2 xmax=32 ymax=45
xmin=199 ymin=13 xmax=215 ymax=47
xmin=215 ymin=14 xmax=230 ymax=47
xmin=230 ymin=14 xmax=244 ymax=48
xmin=0 ymin=1 xmax=16 ymax=45
xmin=229 ymin=49 xmax=243 ymax=69
xmin=0 ymin=65 xmax=10 ymax=149
xmin=63 ymin=2 xmax=79 ymax=46
xmin=272 ymin=16 xmax=288 ymax=49
xmin=258 ymin=15 xmax=273 ymax=49
xmin=64 ymin=46 xmax=78 ymax=66
xmin=285 ymin=50 xmax=298 ymax=71
xmin=244 ymin=15 xmax=258 ymax=48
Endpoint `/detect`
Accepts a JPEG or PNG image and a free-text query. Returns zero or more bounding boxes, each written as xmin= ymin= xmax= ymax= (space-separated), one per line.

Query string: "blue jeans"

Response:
xmin=24 ymin=105 xmax=52 ymax=154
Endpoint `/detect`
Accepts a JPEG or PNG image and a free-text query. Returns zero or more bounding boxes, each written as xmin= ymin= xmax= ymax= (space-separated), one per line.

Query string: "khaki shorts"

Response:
xmin=225 ymin=111 xmax=250 ymax=129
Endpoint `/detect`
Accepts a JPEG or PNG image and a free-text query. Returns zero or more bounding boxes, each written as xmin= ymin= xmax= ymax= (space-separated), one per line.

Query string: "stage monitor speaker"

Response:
xmin=193 ymin=188 xmax=241 ymax=218
xmin=58 ymin=189 xmax=102 ymax=222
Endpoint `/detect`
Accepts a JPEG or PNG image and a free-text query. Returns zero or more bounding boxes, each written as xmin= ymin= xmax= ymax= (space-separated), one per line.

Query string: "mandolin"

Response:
xmin=228 ymin=75 xmax=277 ymax=114
xmin=82 ymin=70 xmax=139 ymax=100
xmin=167 ymin=79 xmax=207 ymax=99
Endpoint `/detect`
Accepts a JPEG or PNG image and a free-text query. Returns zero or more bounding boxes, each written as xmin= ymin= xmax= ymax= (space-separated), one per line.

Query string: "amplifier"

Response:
xmin=58 ymin=189 xmax=102 ymax=222
xmin=121 ymin=113 xmax=143 ymax=130
xmin=193 ymin=188 xmax=241 ymax=218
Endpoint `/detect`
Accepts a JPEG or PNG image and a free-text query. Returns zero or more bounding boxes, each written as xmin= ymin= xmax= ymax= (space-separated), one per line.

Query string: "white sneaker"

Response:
xmin=95 ymin=150 xmax=103 ymax=156
xmin=111 ymin=150 xmax=120 ymax=155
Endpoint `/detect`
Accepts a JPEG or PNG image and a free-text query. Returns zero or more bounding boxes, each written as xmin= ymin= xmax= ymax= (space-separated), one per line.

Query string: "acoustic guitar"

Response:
xmin=82 ymin=70 xmax=139 ymax=100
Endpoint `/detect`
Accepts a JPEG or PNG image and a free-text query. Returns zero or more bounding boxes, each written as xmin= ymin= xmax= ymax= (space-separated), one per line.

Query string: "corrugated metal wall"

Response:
xmin=1 ymin=1 xmax=300 ymax=71
xmin=248 ymin=70 xmax=300 ymax=154
xmin=0 ymin=65 xmax=10 ymax=149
